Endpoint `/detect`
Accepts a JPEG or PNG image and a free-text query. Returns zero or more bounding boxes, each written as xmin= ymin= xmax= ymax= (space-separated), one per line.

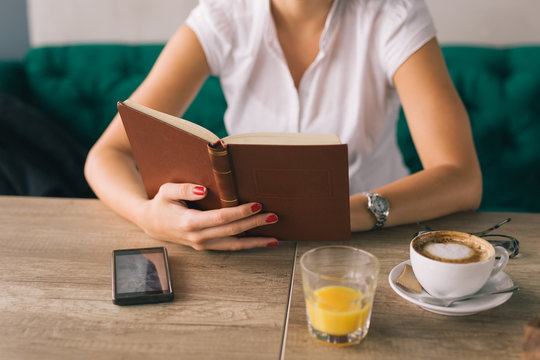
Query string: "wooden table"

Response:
xmin=0 ymin=196 xmax=295 ymax=360
xmin=0 ymin=196 xmax=538 ymax=359
xmin=284 ymin=212 xmax=540 ymax=359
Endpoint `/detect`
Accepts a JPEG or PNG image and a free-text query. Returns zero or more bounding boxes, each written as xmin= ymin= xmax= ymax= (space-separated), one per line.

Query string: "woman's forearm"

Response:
xmin=350 ymin=163 xmax=482 ymax=232
xmin=84 ymin=138 xmax=149 ymax=227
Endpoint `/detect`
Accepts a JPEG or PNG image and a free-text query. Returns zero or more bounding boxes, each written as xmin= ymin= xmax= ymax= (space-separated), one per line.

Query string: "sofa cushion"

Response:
xmin=398 ymin=46 xmax=540 ymax=212
xmin=24 ymin=45 xmax=227 ymax=147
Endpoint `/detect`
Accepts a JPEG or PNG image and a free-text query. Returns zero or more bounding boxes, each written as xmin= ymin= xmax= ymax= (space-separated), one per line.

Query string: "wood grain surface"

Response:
xmin=1 ymin=197 xmax=538 ymax=359
xmin=0 ymin=196 xmax=295 ymax=360
xmin=283 ymin=212 xmax=540 ymax=359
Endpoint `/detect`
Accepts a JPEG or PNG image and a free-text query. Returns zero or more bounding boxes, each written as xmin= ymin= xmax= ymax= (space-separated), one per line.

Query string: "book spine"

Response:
xmin=207 ymin=141 xmax=239 ymax=208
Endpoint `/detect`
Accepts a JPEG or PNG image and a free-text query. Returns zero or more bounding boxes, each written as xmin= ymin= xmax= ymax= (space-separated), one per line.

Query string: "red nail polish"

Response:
xmin=266 ymin=241 xmax=279 ymax=247
xmin=193 ymin=186 xmax=206 ymax=195
xmin=251 ymin=203 xmax=262 ymax=213
xmin=265 ymin=214 xmax=278 ymax=223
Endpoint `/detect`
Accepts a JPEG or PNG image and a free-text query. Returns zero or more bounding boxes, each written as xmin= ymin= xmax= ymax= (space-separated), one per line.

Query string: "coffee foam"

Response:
xmin=424 ymin=242 xmax=473 ymax=260
xmin=412 ymin=231 xmax=493 ymax=264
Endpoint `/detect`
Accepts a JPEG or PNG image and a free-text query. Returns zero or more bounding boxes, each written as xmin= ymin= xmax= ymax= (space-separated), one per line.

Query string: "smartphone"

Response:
xmin=112 ymin=247 xmax=174 ymax=305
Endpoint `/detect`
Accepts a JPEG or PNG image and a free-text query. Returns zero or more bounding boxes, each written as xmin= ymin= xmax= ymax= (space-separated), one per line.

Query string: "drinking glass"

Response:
xmin=300 ymin=246 xmax=379 ymax=346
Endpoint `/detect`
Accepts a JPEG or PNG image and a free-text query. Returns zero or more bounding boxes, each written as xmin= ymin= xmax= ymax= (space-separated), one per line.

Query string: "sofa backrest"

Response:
xmin=17 ymin=44 xmax=540 ymax=212
xmin=23 ymin=44 xmax=227 ymax=148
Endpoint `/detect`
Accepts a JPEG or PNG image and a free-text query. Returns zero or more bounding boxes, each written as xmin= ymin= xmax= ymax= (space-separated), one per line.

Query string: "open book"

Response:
xmin=118 ymin=99 xmax=351 ymax=242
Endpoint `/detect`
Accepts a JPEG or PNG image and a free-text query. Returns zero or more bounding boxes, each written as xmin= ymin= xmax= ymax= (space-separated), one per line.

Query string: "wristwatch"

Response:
xmin=362 ymin=192 xmax=390 ymax=230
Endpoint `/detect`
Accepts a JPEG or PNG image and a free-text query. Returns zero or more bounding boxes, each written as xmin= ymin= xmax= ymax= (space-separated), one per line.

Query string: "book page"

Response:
xmin=122 ymin=99 xmax=220 ymax=144
xmin=223 ymin=132 xmax=341 ymax=145
xmin=122 ymin=100 xmax=340 ymax=146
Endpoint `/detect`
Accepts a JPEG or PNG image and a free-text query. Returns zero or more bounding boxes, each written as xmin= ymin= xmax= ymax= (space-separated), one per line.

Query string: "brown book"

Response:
xmin=118 ymin=99 xmax=351 ymax=242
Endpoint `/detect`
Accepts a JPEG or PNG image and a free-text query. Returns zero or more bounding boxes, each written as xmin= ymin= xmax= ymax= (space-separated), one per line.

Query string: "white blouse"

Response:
xmin=186 ymin=0 xmax=437 ymax=194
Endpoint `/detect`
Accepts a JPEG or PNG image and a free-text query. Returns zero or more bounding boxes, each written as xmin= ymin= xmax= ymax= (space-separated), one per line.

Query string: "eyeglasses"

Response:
xmin=415 ymin=218 xmax=520 ymax=259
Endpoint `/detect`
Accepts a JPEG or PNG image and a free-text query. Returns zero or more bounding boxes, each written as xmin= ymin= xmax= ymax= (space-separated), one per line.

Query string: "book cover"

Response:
xmin=118 ymin=100 xmax=351 ymax=242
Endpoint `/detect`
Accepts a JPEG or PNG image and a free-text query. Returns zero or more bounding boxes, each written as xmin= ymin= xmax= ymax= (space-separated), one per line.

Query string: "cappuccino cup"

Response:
xmin=410 ymin=230 xmax=509 ymax=298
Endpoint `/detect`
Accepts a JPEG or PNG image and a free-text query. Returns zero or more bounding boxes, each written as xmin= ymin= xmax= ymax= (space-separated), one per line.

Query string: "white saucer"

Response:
xmin=388 ymin=260 xmax=514 ymax=316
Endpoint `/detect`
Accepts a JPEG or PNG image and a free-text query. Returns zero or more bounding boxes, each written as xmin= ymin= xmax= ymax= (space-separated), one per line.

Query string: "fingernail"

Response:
xmin=193 ymin=186 xmax=206 ymax=196
xmin=251 ymin=203 xmax=262 ymax=213
xmin=265 ymin=214 xmax=278 ymax=223
xmin=266 ymin=241 xmax=279 ymax=247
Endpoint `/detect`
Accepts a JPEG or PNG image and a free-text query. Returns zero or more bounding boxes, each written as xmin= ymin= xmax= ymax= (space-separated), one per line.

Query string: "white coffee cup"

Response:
xmin=410 ymin=230 xmax=509 ymax=298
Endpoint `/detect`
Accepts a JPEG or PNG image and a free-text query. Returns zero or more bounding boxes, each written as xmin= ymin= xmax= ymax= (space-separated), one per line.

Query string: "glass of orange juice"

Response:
xmin=301 ymin=246 xmax=379 ymax=346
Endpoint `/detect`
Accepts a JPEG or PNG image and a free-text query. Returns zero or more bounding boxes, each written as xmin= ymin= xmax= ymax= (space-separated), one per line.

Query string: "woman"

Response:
xmin=85 ymin=0 xmax=482 ymax=250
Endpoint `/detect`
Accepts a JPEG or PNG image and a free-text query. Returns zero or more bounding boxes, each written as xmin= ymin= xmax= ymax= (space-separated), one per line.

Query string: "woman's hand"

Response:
xmin=137 ymin=183 xmax=279 ymax=251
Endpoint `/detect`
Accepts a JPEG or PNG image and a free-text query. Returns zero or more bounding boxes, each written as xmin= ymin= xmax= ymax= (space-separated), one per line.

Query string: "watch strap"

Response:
xmin=373 ymin=211 xmax=387 ymax=230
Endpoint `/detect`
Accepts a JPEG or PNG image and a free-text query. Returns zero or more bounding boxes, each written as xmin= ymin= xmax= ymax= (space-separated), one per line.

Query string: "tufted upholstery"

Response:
xmin=22 ymin=45 xmax=227 ymax=147
xmin=1 ymin=45 xmax=539 ymax=211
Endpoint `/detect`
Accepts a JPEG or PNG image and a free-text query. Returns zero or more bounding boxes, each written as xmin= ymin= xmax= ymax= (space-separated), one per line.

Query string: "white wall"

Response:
xmin=426 ymin=0 xmax=540 ymax=45
xmin=27 ymin=0 xmax=540 ymax=46
xmin=27 ymin=0 xmax=198 ymax=46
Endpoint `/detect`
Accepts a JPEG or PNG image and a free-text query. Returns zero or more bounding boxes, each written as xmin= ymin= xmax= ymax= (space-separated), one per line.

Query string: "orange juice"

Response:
xmin=306 ymin=285 xmax=371 ymax=336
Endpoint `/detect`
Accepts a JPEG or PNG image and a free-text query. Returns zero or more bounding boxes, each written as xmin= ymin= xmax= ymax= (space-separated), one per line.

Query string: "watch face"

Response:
xmin=372 ymin=196 xmax=389 ymax=214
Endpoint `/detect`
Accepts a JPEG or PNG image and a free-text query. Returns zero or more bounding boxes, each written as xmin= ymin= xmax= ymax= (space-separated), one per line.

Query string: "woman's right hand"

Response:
xmin=137 ymin=183 xmax=279 ymax=251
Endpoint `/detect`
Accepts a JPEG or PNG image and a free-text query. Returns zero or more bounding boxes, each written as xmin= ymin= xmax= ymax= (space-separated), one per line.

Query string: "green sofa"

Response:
xmin=1 ymin=44 xmax=539 ymax=212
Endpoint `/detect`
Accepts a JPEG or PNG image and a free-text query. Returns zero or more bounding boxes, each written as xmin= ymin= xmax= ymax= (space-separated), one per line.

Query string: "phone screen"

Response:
xmin=112 ymin=247 xmax=173 ymax=305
